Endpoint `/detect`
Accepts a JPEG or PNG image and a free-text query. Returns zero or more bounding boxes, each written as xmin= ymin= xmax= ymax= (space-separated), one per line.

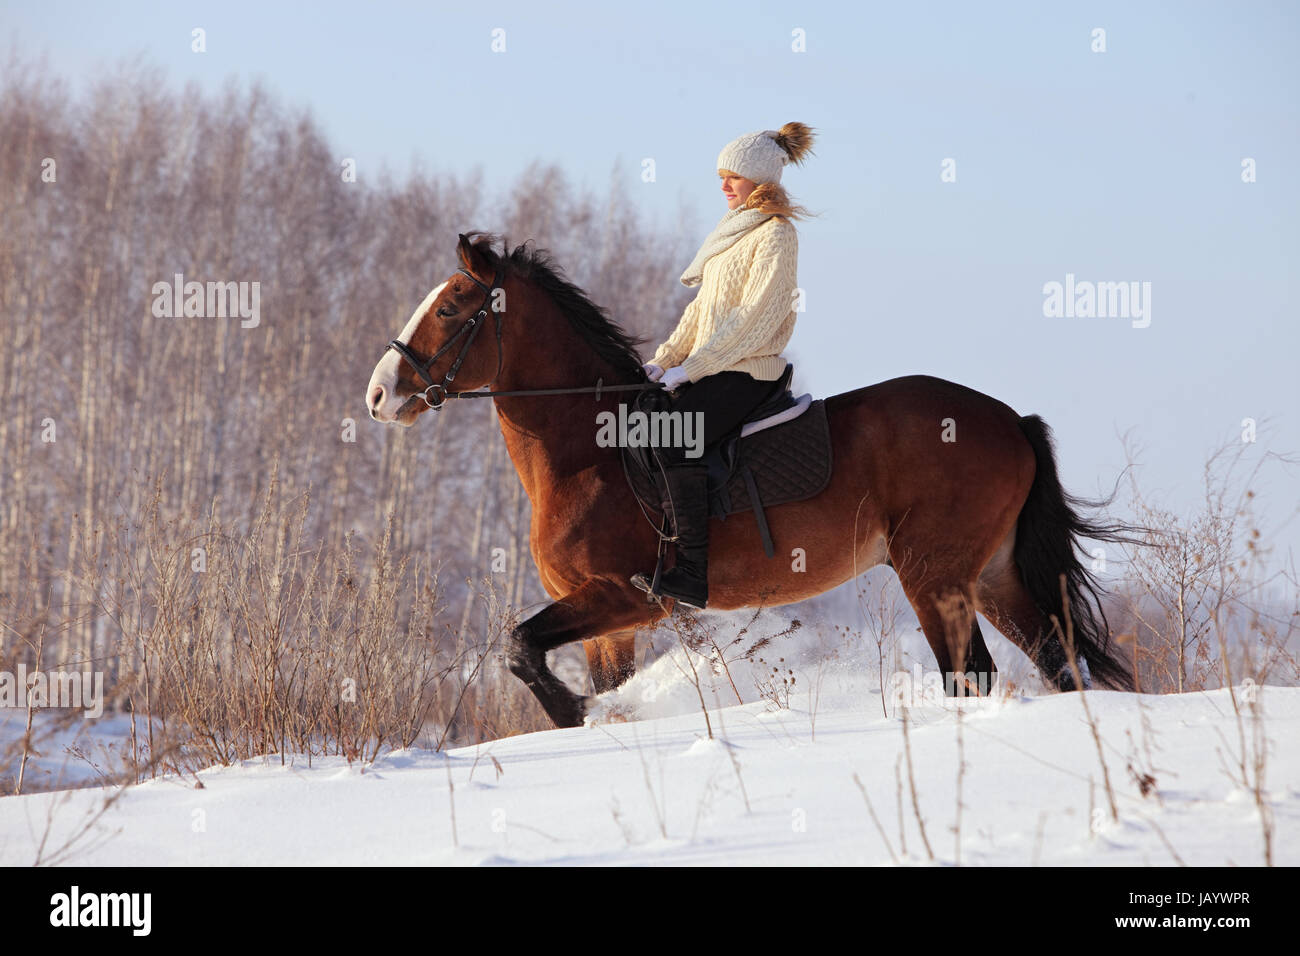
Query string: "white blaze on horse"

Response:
xmin=367 ymin=281 xmax=448 ymax=425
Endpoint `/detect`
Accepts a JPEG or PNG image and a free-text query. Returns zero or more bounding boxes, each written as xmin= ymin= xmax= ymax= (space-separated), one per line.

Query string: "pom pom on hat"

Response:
xmin=716 ymin=122 xmax=815 ymax=184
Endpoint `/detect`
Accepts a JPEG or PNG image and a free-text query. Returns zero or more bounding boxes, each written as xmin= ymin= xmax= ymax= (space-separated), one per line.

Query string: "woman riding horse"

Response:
xmin=635 ymin=122 xmax=816 ymax=610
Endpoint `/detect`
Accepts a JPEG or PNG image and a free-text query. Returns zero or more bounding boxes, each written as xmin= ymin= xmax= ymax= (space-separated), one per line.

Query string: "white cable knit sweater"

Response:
xmin=650 ymin=216 xmax=799 ymax=382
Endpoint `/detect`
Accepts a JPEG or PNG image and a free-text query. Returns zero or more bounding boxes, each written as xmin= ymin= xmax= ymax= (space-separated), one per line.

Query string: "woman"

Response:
xmin=634 ymin=122 xmax=816 ymax=610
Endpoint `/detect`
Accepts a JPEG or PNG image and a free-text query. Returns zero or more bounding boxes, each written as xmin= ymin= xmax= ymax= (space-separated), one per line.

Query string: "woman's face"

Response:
xmin=720 ymin=171 xmax=757 ymax=210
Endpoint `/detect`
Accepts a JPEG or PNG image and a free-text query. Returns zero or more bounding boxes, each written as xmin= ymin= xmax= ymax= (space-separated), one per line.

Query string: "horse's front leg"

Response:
xmin=506 ymin=579 xmax=661 ymax=728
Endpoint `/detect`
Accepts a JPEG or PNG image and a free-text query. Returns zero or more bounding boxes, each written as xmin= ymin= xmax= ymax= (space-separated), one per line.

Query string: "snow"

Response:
xmin=1 ymin=659 xmax=1294 ymax=865
xmin=0 ymin=711 xmax=147 ymax=794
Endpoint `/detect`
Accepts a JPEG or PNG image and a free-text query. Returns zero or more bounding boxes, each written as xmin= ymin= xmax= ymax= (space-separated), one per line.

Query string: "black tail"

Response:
xmin=1014 ymin=415 xmax=1136 ymax=691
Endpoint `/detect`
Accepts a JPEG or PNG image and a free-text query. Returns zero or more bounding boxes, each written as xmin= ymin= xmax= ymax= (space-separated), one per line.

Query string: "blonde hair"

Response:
xmin=717 ymin=176 xmax=815 ymax=222
xmin=743 ymin=181 xmax=814 ymax=221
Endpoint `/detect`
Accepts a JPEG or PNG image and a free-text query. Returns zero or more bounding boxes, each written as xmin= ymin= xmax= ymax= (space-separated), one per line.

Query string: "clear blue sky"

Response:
xmin=7 ymin=0 xmax=1299 ymax=575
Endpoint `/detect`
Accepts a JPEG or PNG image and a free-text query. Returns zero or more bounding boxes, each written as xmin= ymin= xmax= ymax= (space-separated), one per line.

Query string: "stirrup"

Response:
xmin=629 ymin=571 xmax=706 ymax=610
xmin=631 ymin=514 xmax=672 ymax=602
xmin=630 ymin=571 xmax=670 ymax=606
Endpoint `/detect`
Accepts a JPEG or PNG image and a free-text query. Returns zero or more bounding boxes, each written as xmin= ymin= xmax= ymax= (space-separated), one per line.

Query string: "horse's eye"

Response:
xmin=436 ymin=306 xmax=456 ymax=317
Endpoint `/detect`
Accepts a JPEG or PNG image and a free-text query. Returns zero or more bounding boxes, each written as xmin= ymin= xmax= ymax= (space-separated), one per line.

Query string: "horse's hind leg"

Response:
xmin=911 ymin=586 xmax=991 ymax=696
xmin=891 ymin=555 xmax=991 ymax=696
xmin=583 ymin=629 xmax=637 ymax=694
xmin=964 ymin=618 xmax=996 ymax=694
xmin=977 ymin=546 xmax=1074 ymax=689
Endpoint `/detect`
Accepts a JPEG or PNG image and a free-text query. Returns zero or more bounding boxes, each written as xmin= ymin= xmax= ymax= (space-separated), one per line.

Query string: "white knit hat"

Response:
xmin=716 ymin=129 xmax=789 ymax=185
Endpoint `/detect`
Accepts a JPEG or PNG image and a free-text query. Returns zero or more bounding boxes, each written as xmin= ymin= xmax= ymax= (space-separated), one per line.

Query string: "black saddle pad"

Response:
xmin=719 ymin=400 xmax=832 ymax=516
xmin=623 ymin=398 xmax=833 ymax=522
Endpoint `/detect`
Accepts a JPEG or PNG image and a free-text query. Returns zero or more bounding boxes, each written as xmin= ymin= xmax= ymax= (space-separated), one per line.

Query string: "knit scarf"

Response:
xmin=679 ymin=207 xmax=774 ymax=287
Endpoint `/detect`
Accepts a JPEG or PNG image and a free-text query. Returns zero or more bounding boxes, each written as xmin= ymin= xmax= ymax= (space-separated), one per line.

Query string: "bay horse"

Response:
xmin=367 ymin=233 xmax=1134 ymax=728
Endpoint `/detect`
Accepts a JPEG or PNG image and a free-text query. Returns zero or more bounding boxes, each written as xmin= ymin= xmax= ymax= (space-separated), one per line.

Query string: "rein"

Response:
xmin=386 ymin=266 xmax=662 ymax=409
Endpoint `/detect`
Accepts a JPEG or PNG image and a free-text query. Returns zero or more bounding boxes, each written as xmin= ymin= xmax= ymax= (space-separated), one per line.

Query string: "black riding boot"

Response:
xmin=647 ymin=463 xmax=710 ymax=609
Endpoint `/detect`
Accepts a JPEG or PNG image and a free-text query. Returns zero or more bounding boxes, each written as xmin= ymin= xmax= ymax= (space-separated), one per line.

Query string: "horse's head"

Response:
xmin=367 ymin=234 xmax=505 ymax=426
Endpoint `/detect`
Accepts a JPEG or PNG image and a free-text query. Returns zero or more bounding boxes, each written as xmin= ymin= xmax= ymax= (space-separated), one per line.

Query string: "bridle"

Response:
xmin=384 ymin=265 xmax=661 ymax=409
xmin=384 ymin=265 xmax=675 ymax=545
xmin=385 ymin=266 xmax=506 ymax=410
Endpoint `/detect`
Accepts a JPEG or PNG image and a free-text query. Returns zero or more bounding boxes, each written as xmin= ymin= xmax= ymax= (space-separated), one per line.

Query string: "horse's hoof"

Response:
xmin=553 ymin=695 xmax=592 ymax=729
xmin=585 ymin=697 xmax=636 ymax=725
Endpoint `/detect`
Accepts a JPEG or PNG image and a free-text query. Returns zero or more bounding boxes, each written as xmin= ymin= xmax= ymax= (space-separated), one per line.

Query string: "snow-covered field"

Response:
xmin=1 ymin=620 xmax=1293 ymax=866
xmin=0 ymin=711 xmax=148 ymax=796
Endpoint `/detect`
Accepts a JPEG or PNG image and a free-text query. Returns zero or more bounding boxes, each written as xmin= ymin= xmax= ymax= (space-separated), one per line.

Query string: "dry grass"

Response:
xmin=1114 ymin=434 xmax=1299 ymax=694
xmin=3 ymin=477 xmax=556 ymax=793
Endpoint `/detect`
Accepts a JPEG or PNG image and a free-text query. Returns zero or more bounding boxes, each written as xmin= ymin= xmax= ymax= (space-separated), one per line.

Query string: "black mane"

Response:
xmin=461 ymin=232 xmax=648 ymax=381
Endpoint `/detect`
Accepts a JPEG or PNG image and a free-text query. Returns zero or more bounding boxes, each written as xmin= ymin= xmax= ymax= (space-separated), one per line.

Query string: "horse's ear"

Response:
xmin=457 ymin=233 xmax=489 ymax=275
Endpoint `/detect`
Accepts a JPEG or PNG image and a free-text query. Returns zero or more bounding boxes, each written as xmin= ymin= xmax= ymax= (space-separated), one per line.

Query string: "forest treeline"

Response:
xmin=0 ymin=60 xmax=698 ymax=762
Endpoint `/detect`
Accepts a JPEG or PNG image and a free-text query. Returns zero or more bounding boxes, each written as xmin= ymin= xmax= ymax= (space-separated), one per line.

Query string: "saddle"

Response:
xmin=621 ymin=365 xmax=833 ymax=559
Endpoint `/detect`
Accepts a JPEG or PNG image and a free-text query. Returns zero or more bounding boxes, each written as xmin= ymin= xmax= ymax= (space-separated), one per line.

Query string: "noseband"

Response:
xmin=385 ymin=266 xmax=506 ymax=409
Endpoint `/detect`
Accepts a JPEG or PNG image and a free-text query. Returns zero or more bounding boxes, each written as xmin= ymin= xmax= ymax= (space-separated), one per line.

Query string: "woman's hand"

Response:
xmin=660 ymin=366 xmax=690 ymax=390
xmin=642 ymin=363 xmax=665 ymax=382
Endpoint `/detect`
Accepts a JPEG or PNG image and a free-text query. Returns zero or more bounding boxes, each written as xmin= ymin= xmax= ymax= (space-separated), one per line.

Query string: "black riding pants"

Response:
xmin=655 ymin=370 xmax=780 ymax=466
